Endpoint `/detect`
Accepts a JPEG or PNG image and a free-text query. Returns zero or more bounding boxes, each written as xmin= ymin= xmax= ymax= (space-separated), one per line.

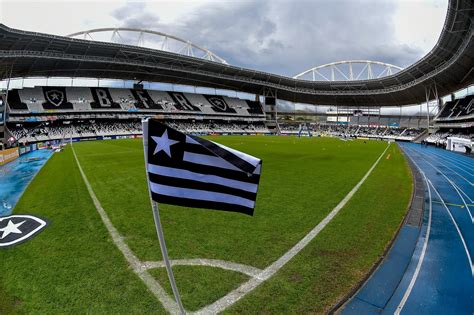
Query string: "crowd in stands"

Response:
xmin=425 ymin=128 xmax=473 ymax=146
xmin=437 ymin=95 xmax=473 ymax=120
xmin=278 ymin=123 xmax=423 ymax=141
xmin=8 ymin=118 xmax=472 ymax=149
xmin=167 ymin=121 xmax=268 ymax=134
xmin=8 ymin=119 xmax=268 ymax=143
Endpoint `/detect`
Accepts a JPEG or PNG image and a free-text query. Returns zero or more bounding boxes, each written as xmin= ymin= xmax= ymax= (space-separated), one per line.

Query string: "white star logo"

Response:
xmin=152 ymin=129 xmax=179 ymax=157
xmin=50 ymin=92 xmax=59 ymax=100
xmin=0 ymin=220 xmax=26 ymax=239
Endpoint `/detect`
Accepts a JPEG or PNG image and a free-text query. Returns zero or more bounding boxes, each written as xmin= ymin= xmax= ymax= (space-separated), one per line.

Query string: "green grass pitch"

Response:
xmin=0 ymin=136 xmax=412 ymax=313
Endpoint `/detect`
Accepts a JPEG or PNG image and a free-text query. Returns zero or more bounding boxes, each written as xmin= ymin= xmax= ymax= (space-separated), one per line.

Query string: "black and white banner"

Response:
xmin=167 ymin=92 xmax=201 ymax=112
xmin=42 ymin=87 xmax=73 ymax=110
xmin=130 ymin=89 xmax=163 ymax=110
xmin=144 ymin=119 xmax=262 ymax=215
xmin=0 ymin=215 xmax=48 ymax=248
xmin=203 ymin=95 xmax=236 ymax=113
xmin=246 ymin=100 xmax=264 ymax=114
xmin=7 ymin=90 xmax=28 ymax=110
xmin=90 ymin=88 xmax=122 ymax=109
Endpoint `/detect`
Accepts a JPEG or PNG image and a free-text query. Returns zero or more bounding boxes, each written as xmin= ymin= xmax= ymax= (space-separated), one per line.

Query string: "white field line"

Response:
xmin=71 ymin=144 xmax=181 ymax=314
xmin=404 ymin=147 xmax=473 ymax=222
xmin=195 ymin=143 xmax=392 ymax=314
xmin=143 ymin=259 xmax=263 ymax=278
xmin=407 ymin=147 xmax=473 ymax=186
xmin=395 ymin=172 xmax=433 ymax=315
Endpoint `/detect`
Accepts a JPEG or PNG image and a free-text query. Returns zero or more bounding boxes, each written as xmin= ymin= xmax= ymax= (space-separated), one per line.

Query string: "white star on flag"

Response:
xmin=152 ymin=129 xmax=179 ymax=157
xmin=0 ymin=220 xmax=25 ymax=239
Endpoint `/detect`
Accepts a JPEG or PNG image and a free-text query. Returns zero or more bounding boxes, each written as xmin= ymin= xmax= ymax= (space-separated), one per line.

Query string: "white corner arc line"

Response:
xmin=143 ymin=259 xmax=263 ymax=278
xmin=194 ymin=143 xmax=391 ymax=314
xmin=71 ymin=144 xmax=181 ymax=314
xmin=395 ymin=171 xmax=432 ymax=315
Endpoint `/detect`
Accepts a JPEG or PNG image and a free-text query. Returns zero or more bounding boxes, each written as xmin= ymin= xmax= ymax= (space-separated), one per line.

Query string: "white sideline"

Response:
xmin=71 ymin=144 xmax=181 ymax=314
xmin=195 ymin=143 xmax=392 ymax=314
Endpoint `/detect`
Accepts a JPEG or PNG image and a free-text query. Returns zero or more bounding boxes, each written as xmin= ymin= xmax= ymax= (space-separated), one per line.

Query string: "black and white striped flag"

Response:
xmin=143 ymin=119 xmax=262 ymax=215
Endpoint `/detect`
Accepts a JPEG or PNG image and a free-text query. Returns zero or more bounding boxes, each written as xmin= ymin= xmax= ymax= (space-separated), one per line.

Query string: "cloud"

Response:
xmin=111 ymin=0 xmax=426 ymax=77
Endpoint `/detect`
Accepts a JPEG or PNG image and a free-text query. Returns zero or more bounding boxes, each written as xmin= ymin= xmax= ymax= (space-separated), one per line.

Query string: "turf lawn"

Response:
xmin=0 ymin=136 xmax=412 ymax=313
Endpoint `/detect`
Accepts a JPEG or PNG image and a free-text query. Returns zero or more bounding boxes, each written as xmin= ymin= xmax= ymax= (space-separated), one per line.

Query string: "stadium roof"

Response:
xmin=0 ymin=0 xmax=472 ymax=107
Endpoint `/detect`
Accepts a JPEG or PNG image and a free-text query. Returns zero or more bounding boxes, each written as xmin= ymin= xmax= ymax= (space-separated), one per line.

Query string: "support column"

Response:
xmin=1 ymin=66 xmax=14 ymax=148
xmin=262 ymin=88 xmax=279 ymax=134
xmin=424 ymin=82 xmax=439 ymax=130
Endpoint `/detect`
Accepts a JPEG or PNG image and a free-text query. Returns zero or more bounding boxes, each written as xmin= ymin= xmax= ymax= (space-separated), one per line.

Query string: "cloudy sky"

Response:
xmin=0 ymin=0 xmax=447 ymax=77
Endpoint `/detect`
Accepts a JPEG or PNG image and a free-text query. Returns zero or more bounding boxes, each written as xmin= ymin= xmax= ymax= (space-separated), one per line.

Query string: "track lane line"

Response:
xmin=403 ymin=147 xmax=473 ymax=223
xmin=425 ymin=148 xmax=474 ymax=171
xmin=430 ymin=181 xmax=474 ymax=276
xmin=408 ymin=148 xmax=473 ymax=186
xmin=423 ymin=151 xmax=474 ymax=176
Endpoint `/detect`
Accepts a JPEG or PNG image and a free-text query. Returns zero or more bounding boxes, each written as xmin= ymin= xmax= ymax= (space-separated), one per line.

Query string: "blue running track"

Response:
xmin=0 ymin=149 xmax=53 ymax=217
xmin=343 ymin=143 xmax=473 ymax=314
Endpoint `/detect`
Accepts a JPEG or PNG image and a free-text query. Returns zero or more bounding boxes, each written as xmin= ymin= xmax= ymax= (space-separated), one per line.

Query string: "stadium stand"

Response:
xmin=8 ymin=119 xmax=269 ymax=143
xmin=425 ymin=128 xmax=473 ymax=146
xmin=7 ymin=87 xmax=264 ymax=116
xmin=278 ymin=123 xmax=423 ymax=141
xmin=5 ymin=86 xmax=267 ymax=143
xmin=436 ymin=95 xmax=473 ymax=121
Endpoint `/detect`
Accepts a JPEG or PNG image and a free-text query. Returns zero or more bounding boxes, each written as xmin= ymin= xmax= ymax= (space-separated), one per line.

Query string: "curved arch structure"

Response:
xmin=0 ymin=0 xmax=472 ymax=107
xmin=293 ymin=60 xmax=403 ymax=81
xmin=67 ymin=28 xmax=228 ymax=64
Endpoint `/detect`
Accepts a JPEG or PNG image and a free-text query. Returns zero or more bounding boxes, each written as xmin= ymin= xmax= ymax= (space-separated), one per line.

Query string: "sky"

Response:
xmin=0 ymin=0 xmax=448 ymax=77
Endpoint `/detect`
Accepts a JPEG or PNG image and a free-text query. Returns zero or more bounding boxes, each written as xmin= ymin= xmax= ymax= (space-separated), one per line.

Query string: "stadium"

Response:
xmin=0 ymin=0 xmax=473 ymax=314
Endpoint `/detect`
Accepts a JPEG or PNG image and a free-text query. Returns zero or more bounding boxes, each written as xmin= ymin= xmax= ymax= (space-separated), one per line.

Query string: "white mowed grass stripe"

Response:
xmin=143 ymin=259 xmax=263 ymax=278
xmin=195 ymin=143 xmax=392 ymax=314
xmin=71 ymin=144 xmax=181 ymax=314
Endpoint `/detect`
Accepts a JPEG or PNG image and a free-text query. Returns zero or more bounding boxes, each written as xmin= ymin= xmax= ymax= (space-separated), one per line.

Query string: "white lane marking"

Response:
xmin=71 ymin=144 xmax=181 ymax=314
xmin=430 ymin=180 xmax=474 ymax=276
xmin=424 ymin=151 xmax=474 ymax=176
xmin=404 ymin=147 xmax=473 ymax=222
xmin=395 ymin=171 xmax=433 ymax=315
xmin=405 ymin=147 xmax=473 ymax=186
xmin=408 ymin=148 xmax=473 ymax=204
xmin=452 ymin=180 xmax=474 ymax=204
xmin=143 ymin=259 xmax=263 ymax=278
xmin=425 ymin=149 xmax=474 ymax=171
xmin=195 ymin=143 xmax=391 ymax=314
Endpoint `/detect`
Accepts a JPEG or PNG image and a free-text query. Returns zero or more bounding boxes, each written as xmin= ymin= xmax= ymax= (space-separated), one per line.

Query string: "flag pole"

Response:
xmin=142 ymin=118 xmax=186 ymax=314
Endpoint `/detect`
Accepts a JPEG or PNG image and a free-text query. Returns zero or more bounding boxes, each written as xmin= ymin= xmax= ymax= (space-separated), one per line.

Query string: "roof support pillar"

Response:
xmin=424 ymin=82 xmax=439 ymax=130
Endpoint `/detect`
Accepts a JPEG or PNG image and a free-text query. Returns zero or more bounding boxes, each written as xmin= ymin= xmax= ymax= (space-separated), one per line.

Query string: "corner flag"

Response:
xmin=143 ymin=119 xmax=263 ymax=215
